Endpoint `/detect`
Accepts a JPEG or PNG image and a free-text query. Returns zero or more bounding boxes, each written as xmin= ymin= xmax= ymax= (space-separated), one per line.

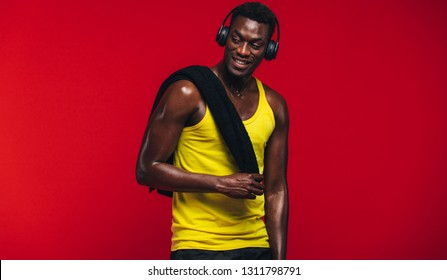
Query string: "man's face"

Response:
xmin=223 ymin=16 xmax=270 ymax=78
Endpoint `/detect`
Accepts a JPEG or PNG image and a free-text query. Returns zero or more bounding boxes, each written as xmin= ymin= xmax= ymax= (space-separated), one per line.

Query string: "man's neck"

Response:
xmin=214 ymin=62 xmax=253 ymax=95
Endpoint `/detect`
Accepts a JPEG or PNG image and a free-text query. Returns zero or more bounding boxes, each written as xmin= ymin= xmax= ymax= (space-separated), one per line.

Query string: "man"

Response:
xmin=136 ymin=2 xmax=289 ymax=260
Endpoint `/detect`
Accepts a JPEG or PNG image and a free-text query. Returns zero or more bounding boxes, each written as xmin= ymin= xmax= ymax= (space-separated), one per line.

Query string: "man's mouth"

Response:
xmin=233 ymin=57 xmax=251 ymax=66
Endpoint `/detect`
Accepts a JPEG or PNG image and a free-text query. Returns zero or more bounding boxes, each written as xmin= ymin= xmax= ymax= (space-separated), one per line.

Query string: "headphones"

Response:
xmin=215 ymin=8 xmax=280 ymax=60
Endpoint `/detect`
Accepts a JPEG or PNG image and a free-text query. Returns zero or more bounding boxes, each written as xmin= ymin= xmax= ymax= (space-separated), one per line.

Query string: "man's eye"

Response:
xmin=232 ymin=37 xmax=241 ymax=43
xmin=251 ymin=44 xmax=261 ymax=50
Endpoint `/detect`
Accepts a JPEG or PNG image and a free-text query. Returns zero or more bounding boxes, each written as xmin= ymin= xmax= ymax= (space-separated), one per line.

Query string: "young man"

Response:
xmin=136 ymin=2 xmax=289 ymax=260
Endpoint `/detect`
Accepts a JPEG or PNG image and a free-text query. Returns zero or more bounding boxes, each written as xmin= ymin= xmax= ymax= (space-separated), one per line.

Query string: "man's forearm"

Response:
xmin=265 ymin=188 xmax=289 ymax=259
xmin=137 ymin=161 xmax=265 ymax=199
xmin=136 ymin=161 xmax=219 ymax=193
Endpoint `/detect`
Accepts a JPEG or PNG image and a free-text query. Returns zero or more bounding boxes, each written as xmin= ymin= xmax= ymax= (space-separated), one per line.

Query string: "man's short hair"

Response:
xmin=230 ymin=2 xmax=277 ymax=39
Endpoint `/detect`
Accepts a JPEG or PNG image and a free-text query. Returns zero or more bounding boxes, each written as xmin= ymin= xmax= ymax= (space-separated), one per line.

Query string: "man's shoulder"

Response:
xmin=163 ymin=79 xmax=201 ymax=101
xmin=258 ymin=80 xmax=289 ymax=130
xmin=162 ymin=65 xmax=215 ymax=100
xmin=166 ymin=79 xmax=199 ymax=94
xmin=260 ymin=81 xmax=288 ymax=112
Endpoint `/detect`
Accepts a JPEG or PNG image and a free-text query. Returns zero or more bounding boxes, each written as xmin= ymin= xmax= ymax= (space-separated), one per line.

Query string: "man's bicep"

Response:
xmin=264 ymin=95 xmax=289 ymax=192
xmin=264 ymin=128 xmax=288 ymax=190
xmin=139 ymin=82 xmax=200 ymax=165
xmin=143 ymin=112 xmax=185 ymax=163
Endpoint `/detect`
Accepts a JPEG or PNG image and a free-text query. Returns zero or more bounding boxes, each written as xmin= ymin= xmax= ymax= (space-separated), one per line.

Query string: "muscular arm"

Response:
xmin=264 ymin=87 xmax=289 ymax=260
xmin=136 ymin=80 xmax=264 ymax=199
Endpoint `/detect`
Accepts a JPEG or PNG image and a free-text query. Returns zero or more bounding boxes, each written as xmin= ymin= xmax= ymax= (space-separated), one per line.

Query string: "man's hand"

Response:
xmin=215 ymin=173 xmax=264 ymax=199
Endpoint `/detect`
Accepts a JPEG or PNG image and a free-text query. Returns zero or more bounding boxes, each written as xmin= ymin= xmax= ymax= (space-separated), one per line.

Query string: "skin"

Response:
xmin=136 ymin=16 xmax=289 ymax=259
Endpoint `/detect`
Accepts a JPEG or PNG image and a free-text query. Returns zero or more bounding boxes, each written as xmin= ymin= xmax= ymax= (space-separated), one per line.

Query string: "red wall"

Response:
xmin=1 ymin=0 xmax=447 ymax=259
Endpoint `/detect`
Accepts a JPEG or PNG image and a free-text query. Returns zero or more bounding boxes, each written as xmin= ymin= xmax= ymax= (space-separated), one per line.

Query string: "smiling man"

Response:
xmin=136 ymin=2 xmax=289 ymax=260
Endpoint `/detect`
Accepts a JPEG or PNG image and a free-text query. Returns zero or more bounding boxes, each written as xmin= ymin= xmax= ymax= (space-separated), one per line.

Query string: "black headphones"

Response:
xmin=215 ymin=8 xmax=280 ymax=61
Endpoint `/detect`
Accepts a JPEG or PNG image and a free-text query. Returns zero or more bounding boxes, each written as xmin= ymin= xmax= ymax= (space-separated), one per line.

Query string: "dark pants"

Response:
xmin=170 ymin=247 xmax=272 ymax=260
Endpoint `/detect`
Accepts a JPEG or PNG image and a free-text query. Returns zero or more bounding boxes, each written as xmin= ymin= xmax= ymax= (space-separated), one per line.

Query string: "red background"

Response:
xmin=1 ymin=0 xmax=447 ymax=259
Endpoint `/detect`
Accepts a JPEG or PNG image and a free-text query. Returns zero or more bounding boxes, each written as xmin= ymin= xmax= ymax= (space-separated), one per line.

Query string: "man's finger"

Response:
xmin=246 ymin=193 xmax=257 ymax=199
xmin=251 ymin=173 xmax=264 ymax=182
xmin=250 ymin=186 xmax=264 ymax=195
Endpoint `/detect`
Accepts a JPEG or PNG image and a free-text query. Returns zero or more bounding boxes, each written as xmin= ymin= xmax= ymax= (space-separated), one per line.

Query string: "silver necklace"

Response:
xmin=230 ymin=84 xmax=245 ymax=97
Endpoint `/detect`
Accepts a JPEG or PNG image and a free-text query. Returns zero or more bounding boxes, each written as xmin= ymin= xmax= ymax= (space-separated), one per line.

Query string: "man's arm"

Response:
xmin=136 ymin=80 xmax=264 ymax=199
xmin=264 ymin=87 xmax=289 ymax=260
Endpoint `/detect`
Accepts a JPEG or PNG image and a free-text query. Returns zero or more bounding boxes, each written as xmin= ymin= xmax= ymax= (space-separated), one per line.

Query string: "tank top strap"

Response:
xmin=254 ymin=78 xmax=267 ymax=106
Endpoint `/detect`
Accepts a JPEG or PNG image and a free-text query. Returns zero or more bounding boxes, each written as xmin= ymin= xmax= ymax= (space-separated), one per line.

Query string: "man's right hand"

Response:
xmin=215 ymin=173 xmax=264 ymax=199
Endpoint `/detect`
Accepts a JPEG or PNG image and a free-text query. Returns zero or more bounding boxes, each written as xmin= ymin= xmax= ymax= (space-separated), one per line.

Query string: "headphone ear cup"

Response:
xmin=264 ymin=40 xmax=279 ymax=60
xmin=216 ymin=26 xmax=229 ymax=47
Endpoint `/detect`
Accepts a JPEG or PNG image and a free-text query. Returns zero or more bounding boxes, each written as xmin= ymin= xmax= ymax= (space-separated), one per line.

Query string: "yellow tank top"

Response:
xmin=171 ymin=78 xmax=275 ymax=251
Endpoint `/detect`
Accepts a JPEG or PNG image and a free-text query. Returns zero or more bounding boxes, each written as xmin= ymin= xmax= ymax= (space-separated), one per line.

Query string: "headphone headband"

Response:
xmin=219 ymin=9 xmax=280 ymax=45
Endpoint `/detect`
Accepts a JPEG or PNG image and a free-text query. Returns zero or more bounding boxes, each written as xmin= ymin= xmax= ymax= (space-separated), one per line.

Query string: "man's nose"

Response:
xmin=237 ymin=42 xmax=250 ymax=57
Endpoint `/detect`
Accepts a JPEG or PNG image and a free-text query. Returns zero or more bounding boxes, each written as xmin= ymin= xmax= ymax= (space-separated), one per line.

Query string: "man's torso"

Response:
xmin=171 ymin=78 xmax=275 ymax=251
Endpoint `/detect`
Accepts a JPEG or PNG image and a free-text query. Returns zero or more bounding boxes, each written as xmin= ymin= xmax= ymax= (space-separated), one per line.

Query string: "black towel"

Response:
xmin=147 ymin=65 xmax=259 ymax=197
